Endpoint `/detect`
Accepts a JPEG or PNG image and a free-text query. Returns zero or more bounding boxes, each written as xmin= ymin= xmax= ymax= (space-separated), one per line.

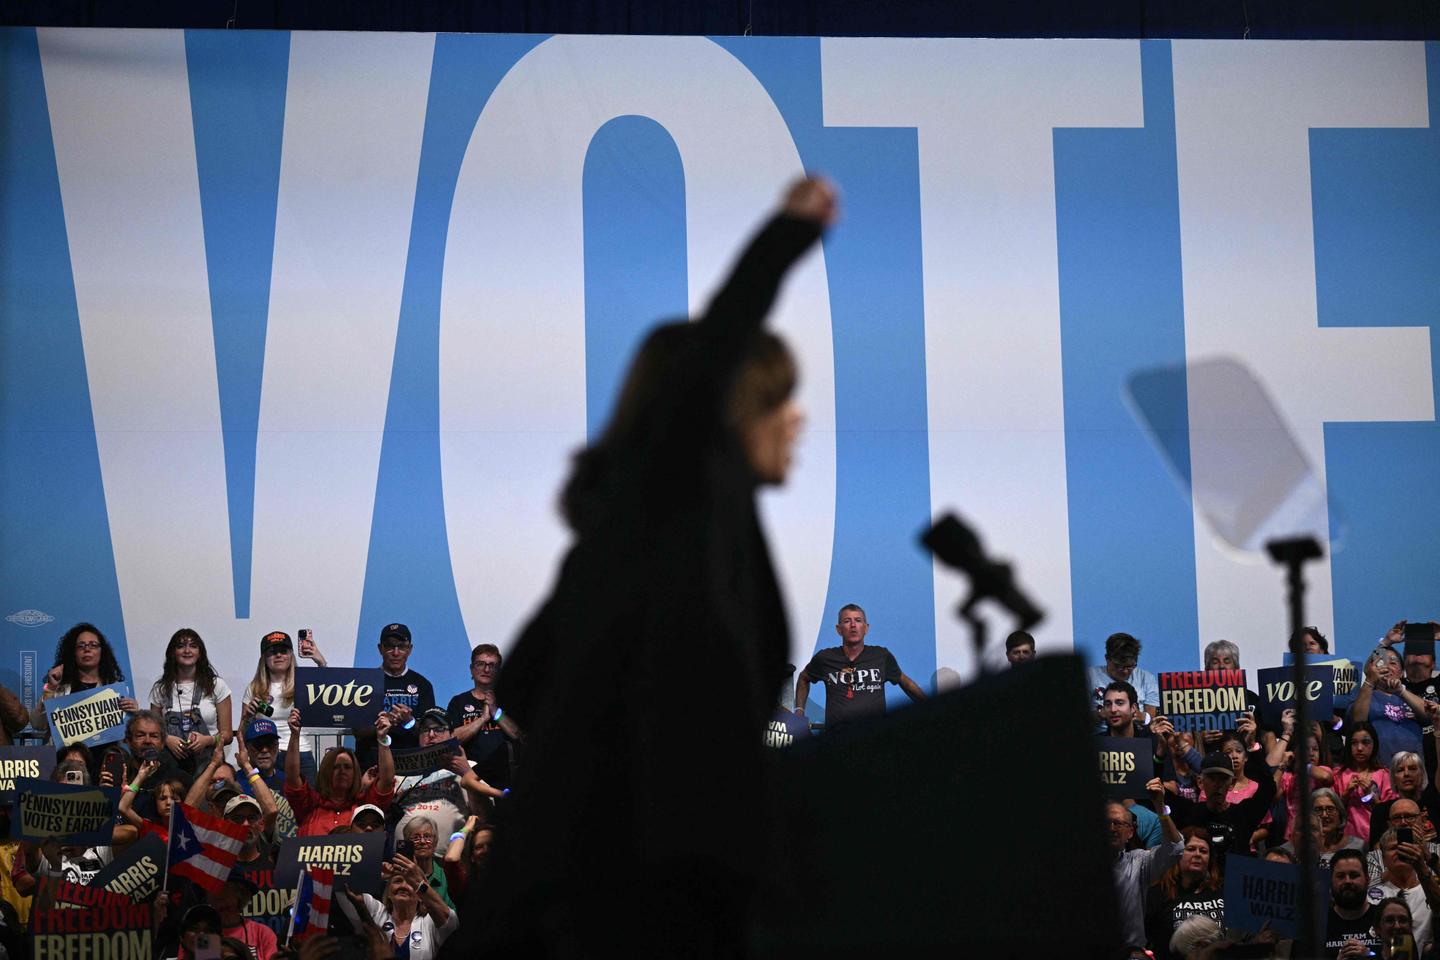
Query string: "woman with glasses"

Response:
xmin=38 ymin=623 xmax=139 ymax=743
xmin=1371 ymin=751 xmax=1440 ymax=849
xmin=399 ymin=815 xmax=455 ymax=909
xmin=284 ymin=708 xmax=395 ymax=836
xmin=148 ymin=628 xmax=232 ymax=775
xmin=1278 ymin=787 xmax=1365 ymax=867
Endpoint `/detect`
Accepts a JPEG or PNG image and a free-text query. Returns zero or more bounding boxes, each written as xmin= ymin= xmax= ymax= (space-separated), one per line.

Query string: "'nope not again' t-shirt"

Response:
xmin=802 ymin=645 xmax=902 ymax=728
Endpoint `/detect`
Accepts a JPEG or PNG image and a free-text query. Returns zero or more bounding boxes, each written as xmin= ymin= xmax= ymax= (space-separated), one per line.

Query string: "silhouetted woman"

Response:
xmin=485 ymin=177 xmax=837 ymax=959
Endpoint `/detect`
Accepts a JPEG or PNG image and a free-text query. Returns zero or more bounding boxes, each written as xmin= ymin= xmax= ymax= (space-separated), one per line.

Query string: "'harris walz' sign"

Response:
xmin=91 ymin=833 xmax=166 ymax=903
xmin=1159 ymin=670 xmax=1247 ymax=733
xmin=295 ymin=667 xmax=385 ymax=729
xmin=1095 ymin=736 xmax=1154 ymax=800
xmin=273 ymin=829 xmax=387 ymax=896
xmin=0 ymin=746 xmax=56 ymax=802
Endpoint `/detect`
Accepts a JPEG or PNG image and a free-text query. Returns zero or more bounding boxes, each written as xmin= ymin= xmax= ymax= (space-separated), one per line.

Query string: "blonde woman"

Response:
xmin=240 ymin=631 xmax=325 ymax=780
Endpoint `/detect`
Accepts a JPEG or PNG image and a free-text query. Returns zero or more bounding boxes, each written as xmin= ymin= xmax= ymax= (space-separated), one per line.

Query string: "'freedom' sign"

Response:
xmin=10 ymin=778 xmax=119 ymax=846
xmin=295 ymin=667 xmax=385 ymax=729
xmin=1095 ymin=736 xmax=1153 ymax=800
xmin=1158 ymin=670 xmax=1248 ymax=733
xmin=44 ymin=682 xmax=131 ymax=748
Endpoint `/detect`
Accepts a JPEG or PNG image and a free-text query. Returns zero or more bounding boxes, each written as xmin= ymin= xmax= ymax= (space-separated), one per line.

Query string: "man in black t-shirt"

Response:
xmin=1326 ymin=848 xmax=1381 ymax=957
xmin=1165 ymin=750 xmax=1275 ymax=867
xmin=1402 ymin=637 xmax=1440 ymax=776
xmin=793 ymin=604 xmax=927 ymax=728
xmin=355 ymin=622 xmax=436 ymax=769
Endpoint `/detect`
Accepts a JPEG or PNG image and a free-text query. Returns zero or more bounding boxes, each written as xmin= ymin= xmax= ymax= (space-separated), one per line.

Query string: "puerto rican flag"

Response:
xmin=291 ymin=866 xmax=335 ymax=940
xmin=165 ymin=801 xmax=247 ymax=893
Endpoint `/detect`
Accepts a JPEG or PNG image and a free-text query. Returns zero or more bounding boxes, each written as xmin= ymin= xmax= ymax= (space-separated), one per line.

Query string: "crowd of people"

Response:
xmin=1088 ymin=621 xmax=1440 ymax=959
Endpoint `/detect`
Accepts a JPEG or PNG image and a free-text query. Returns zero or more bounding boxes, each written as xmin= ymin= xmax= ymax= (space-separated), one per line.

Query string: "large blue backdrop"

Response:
xmin=1 ymin=30 xmax=1436 ymax=714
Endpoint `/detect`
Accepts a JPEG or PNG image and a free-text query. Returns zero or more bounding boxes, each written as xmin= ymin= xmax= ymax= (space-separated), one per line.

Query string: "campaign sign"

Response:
xmin=295 ymin=667 xmax=385 ymax=729
xmin=274 ymin=829 xmax=386 ymax=896
xmin=1256 ymin=665 xmax=1333 ymax=727
xmin=30 ymin=880 xmax=154 ymax=959
xmin=44 ymin=682 xmax=131 ymax=748
xmin=240 ymin=865 xmax=296 ymax=938
xmin=10 ymin=778 xmax=119 ymax=845
xmin=1223 ymin=854 xmax=1329 ymax=938
xmin=0 ymin=746 xmax=56 ymax=802
xmin=392 ymin=738 xmax=461 ymax=776
xmin=91 ymin=832 xmax=166 ymax=902
xmin=1158 ymin=670 xmax=1248 ymax=733
xmin=1095 ymin=736 xmax=1154 ymax=800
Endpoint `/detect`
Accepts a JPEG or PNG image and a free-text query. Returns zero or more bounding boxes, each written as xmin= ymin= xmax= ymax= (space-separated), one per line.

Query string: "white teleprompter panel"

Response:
xmin=1171 ymin=41 xmax=1434 ymax=665
xmin=823 ymin=38 xmax=1144 ymax=679
xmin=440 ymin=35 xmax=836 ymax=667
xmin=40 ymin=29 xmax=435 ymax=697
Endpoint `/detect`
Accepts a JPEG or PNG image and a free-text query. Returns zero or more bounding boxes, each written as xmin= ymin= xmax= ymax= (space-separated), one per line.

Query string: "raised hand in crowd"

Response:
xmin=1235 ymin=710 xmax=1258 ymax=747
xmin=297 ymin=629 xmax=328 ymax=667
xmin=1146 ymin=777 xmax=1180 ymax=843
xmin=285 ymin=707 xmax=304 ymax=785
xmin=117 ymin=758 xmax=160 ymax=829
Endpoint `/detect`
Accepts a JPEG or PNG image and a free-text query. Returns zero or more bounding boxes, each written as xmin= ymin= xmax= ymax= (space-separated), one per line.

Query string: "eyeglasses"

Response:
xmin=1391 ymin=812 xmax=1422 ymax=823
xmin=408 ymin=832 xmax=436 ymax=844
xmin=381 ymin=641 xmax=411 ymax=651
xmin=1106 ymin=818 xmax=1134 ymax=829
xmin=1109 ymin=659 xmax=1137 ymax=669
xmin=1315 ymin=806 xmax=1339 ymax=817
xmin=227 ymin=811 xmax=262 ymax=823
xmin=75 ymin=642 xmax=102 ymax=651
xmin=472 ymin=660 xmax=499 ymax=671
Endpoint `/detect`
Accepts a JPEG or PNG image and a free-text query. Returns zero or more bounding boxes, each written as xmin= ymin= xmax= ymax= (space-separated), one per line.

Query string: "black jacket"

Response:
xmin=471 ymin=213 xmax=823 ymax=959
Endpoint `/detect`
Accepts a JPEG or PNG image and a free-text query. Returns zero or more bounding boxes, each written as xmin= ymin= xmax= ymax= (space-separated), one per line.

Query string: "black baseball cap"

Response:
xmin=417 ymin=707 xmax=451 ymax=729
xmin=1406 ymin=638 xmax=1436 ymax=659
xmin=261 ymin=631 xmax=292 ymax=653
xmin=180 ymin=904 xmax=222 ymax=932
xmin=380 ymin=623 xmax=412 ymax=645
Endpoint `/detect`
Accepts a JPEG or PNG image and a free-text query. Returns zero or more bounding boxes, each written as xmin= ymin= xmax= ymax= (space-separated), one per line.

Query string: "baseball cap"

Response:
xmin=1200 ymin=751 xmax=1236 ymax=778
xmin=222 ymin=870 xmax=259 ymax=899
xmin=210 ymin=778 xmax=242 ymax=805
xmin=380 ymin=623 xmax=412 ymax=645
xmin=260 ymin=631 xmax=292 ymax=653
xmin=417 ymin=707 xmax=451 ymax=729
xmin=351 ymin=804 xmax=385 ymax=826
xmin=244 ymin=716 xmax=279 ymax=742
xmin=180 ymin=904 xmax=222 ymax=932
xmin=224 ymin=794 xmax=262 ymax=818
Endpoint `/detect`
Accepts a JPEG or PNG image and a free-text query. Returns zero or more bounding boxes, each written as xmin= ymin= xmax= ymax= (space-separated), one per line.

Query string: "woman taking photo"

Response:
xmin=354 ymin=853 xmax=457 ymax=960
xmin=240 ymin=630 xmax=325 ymax=780
xmin=1146 ymin=827 xmax=1224 ymax=960
xmin=148 ymin=628 xmax=232 ymax=774
xmin=493 ymin=176 xmax=837 ymax=957
xmin=1371 ymin=750 xmax=1440 ymax=848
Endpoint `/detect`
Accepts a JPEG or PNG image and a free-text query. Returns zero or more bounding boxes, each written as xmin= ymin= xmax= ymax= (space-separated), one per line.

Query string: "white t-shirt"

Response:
xmin=152 ymin=677 xmax=232 ymax=738
xmin=362 ymin=893 xmax=458 ymax=960
xmin=1369 ymin=878 xmax=1433 ymax=953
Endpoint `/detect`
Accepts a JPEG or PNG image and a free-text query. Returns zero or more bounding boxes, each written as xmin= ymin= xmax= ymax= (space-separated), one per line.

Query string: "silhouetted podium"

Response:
xmin=754 ymin=654 xmax=1120 ymax=958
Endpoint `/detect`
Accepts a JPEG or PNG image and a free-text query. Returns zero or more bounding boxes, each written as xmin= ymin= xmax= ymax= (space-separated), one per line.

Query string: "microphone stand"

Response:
xmin=1266 ymin=535 xmax=1324 ymax=959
